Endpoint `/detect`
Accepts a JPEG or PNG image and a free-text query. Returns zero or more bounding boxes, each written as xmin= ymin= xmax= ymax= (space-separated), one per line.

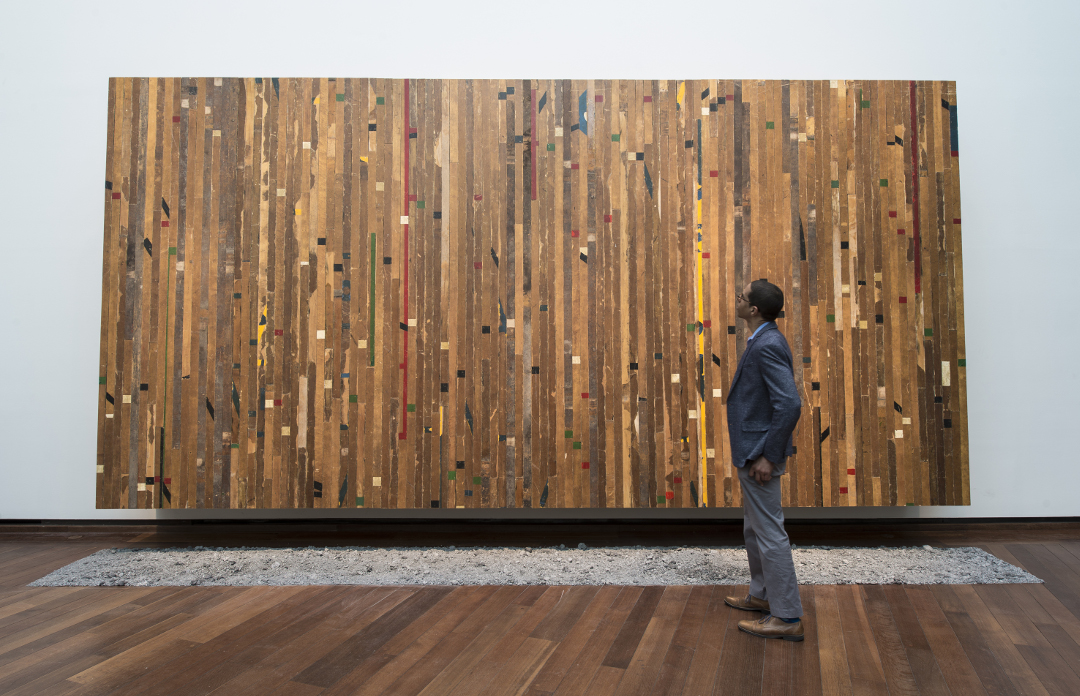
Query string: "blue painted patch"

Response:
xmin=949 ymin=105 xmax=959 ymax=154
xmin=578 ymin=90 xmax=588 ymax=136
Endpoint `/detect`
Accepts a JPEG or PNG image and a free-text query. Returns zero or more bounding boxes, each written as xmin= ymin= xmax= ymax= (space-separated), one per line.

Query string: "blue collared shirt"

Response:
xmin=747 ymin=321 xmax=775 ymax=344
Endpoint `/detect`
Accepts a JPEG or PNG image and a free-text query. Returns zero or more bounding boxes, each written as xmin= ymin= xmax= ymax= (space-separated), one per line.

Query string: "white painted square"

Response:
xmin=282 ymin=426 xmax=291 ymax=435
xmin=878 ymin=387 xmax=887 ymax=400
xmin=265 ymin=399 xmax=274 ymax=408
xmin=859 ymin=320 xmax=867 ymax=329
xmin=324 ymin=380 xmax=333 ymax=389
xmin=181 ymin=99 xmax=189 ymax=108
xmin=941 ymin=361 xmax=951 ymax=387
xmin=701 ymin=107 xmax=710 ymax=116
xmin=671 ymin=374 xmax=680 ymax=384
xmin=841 ymin=284 xmax=850 ymax=294
xmin=138 ymin=483 xmax=147 ymax=492
xmin=902 ymin=417 xmax=912 ymax=425
xmin=359 ymin=339 xmax=368 ymax=349
xmin=212 ymin=130 xmax=221 ymax=137
xmin=303 ymin=141 xmax=311 ymax=149
xmin=627 ymin=152 xmax=636 ymax=161
xmin=408 ymin=318 xmax=417 ymax=327
xmin=564 ymin=160 xmax=571 ymax=169
xmin=799 ymin=133 xmax=807 ymax=142
xmin=122 ymin=394 xmax=131 ymax=404
xmin=105 ymin=413 xmax=114 ymax=419
xmin=713 ymin=388 xmax=722 ymax=398
xmin=874 ymin=272 xmax=882 ymax=281
xmin=440 ymin=341 xmax=449 ymax=350
xmin=400 ymin=216 xmax=409 ymax=224
xmin=572 ymin=355 xmax=581 ymax=365
xmin=97 ymin=465 xmax=105 ymax=473
xmin=205 ymin=106 xmax=211 ymax=115
xmin=176 ymin=261 xmax=184 ymax=271
xmin=688 ymin=410 xmax=698 ymax=419
xmin=506 ymin=319 xmax=515 ymax=329
xmin=830 ymin=80 xmax=838 ymax=88
xmin=555 ymin=127 xmax=564 ymax=137
xmin=580 ymin=247 xmax=588 ymax=255
xmin=317 ymin=330 xmax=326 ymax=340
xmin=587 ymin=234 xmax=596 ymax=242
xmin=277 ymin=188 xmax=286 ymax=196
xmin=706 ymin=448 xmax=716 ymax=458
xmin=895 ymin=430 xmax=904 ymax=439
xmin=375 ymin=181 xmax=385 ymax=191
xmin=373 ymin=477 xmax=382 ymax=486
xmin=214 ymin=77 xmax=222 ymax=86
xmin=300 ymin=261 xmax=309 ymax=266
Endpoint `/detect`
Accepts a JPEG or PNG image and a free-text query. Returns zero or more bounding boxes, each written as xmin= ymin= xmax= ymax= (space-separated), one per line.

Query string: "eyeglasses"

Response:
xmin=736 ymin=292 xmax=747 ymax=303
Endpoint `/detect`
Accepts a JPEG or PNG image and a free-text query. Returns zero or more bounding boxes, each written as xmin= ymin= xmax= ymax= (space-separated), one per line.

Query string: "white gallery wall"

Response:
xmin=1 ymin=0 xmax=1077 ymax=520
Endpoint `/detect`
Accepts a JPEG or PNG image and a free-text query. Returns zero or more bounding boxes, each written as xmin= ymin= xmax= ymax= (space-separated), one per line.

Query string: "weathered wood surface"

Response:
xmin=97 ymin=79 xmax=967 ymax=509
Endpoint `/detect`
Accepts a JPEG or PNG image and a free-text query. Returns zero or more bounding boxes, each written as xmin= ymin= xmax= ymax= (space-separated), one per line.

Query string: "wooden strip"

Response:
xmin=327 ymin=587 xmax=498 ymax=695
xmin=974 ymin=584 xmax=1080 ymax=694
xmin=385 ymin=586 xmax=536 ymax=695
xmin=949 ymin=584 xmax=1050 ymax=696
xmin=540 ymin=586 xmax=642 ymax=696
xmin=614 ymin=585 xmax=692 ymax=695
xmin=903 ymin=586 xmax=987 ymax=696
xmin=836 ymin=585 xmax=888 ymax=693
xmin=813 ymin=585 xmax=852 ymax=696
xmin=605 ymin=584 xmax=695 ymax=694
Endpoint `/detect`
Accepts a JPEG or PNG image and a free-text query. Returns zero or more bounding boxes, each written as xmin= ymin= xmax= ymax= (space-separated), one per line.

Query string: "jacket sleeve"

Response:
xmin=758 ymin=340 xmax=802 ymax=463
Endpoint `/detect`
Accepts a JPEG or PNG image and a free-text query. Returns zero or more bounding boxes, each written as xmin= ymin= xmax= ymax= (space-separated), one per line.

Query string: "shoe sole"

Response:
xmin=723 ymin=599 xmax=770 ymax=612
xmin=738 ymin=624 xmax=805 ymax=642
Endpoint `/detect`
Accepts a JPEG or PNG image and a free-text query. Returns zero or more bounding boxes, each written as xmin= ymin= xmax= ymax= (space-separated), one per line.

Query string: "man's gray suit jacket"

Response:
xmin=726 ymin=323 xmax=802 ymax=475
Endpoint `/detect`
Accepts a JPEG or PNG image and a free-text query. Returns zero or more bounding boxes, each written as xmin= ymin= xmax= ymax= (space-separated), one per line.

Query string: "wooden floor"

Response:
xmin=1 ymin=522 xmax=1078 ymax=695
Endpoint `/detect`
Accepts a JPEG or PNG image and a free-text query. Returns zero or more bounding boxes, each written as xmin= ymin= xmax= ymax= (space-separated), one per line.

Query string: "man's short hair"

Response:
xmin=748 ymin=279 xmax=784 ymax=321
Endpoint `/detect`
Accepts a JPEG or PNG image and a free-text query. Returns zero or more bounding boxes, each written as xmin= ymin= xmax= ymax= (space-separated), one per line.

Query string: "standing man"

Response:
xmin=724 ymin=279 xmax=804 ymax=641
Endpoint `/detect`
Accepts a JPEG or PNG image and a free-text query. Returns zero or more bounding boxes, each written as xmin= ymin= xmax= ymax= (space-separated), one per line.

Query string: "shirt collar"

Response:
xmin=747 ymin=321 xmax=775 ymax=343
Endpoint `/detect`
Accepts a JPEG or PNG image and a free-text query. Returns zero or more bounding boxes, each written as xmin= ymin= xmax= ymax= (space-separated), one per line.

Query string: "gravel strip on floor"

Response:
xmin=30 ymin=545 xmax=1040 ymax=587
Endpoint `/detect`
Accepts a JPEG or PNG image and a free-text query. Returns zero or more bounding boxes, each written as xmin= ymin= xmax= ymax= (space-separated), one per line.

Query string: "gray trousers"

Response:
xmin=737 ymin=465 xmax=803 ymax=619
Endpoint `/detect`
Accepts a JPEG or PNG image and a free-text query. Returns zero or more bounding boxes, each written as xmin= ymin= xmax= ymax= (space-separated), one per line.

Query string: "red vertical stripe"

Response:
xmin=401 ymin=79 xmax=411 ymax=439
xmin=531 ymin=88 xmax=538 ymax=201
xmin=909 ymin=81 xmax=922 ymax=295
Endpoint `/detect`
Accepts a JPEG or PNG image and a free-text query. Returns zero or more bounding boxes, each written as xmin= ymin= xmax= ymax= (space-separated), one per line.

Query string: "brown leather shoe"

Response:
xmin=724 ymin=593 xmax=771 ymax=613
xmin=738 ymin=615 xmax=804 ymax=641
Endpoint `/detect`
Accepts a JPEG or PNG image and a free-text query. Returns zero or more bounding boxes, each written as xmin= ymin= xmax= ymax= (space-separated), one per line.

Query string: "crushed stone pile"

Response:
xmin=31 ymin=545 xmax=1040 ymax=587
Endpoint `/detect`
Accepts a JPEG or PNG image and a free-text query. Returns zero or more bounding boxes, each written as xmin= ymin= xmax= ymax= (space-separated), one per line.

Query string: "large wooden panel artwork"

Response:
xmin=97 ymin=78 xmax=968 ymax=509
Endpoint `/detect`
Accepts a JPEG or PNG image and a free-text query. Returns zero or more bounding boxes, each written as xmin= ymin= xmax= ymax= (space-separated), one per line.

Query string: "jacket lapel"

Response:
xmin=729 ymin=324 xmax=776 ymax=391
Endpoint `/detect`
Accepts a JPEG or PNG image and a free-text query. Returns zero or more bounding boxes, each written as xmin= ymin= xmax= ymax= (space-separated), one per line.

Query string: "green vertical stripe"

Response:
xmin=370 ymin=233 xmax=376 ymax=367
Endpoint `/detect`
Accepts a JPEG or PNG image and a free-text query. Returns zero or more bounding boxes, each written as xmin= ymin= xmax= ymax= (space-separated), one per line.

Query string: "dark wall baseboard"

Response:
xmin=1 ymin=517 xmax=1077 ymax=548
xmin=1 ymin=516 xmax=1079 ymax=525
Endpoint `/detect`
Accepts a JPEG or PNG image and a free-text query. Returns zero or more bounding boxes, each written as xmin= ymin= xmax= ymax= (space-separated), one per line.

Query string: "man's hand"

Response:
xmin=749 ymin=456 xmax=774 ymax=485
